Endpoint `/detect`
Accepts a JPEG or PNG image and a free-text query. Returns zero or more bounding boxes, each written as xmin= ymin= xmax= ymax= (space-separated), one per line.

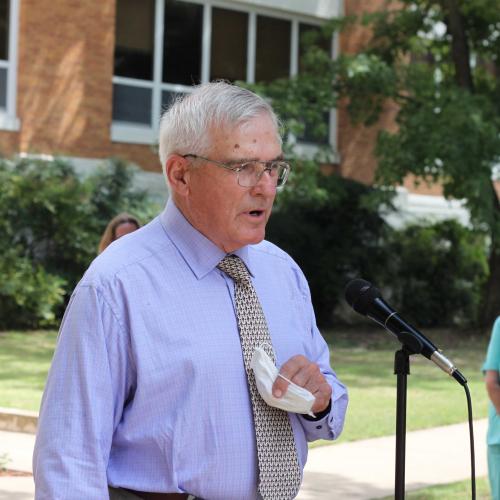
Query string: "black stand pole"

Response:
xmin=394 ymin=348 xmax=411 ymax=500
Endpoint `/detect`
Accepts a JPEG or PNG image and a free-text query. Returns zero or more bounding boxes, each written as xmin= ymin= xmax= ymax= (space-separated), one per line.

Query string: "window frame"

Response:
xmin=111 ymin=0 xmax=338 ymax=156
xmin=0 ymin=0 xmax=20 ymax=131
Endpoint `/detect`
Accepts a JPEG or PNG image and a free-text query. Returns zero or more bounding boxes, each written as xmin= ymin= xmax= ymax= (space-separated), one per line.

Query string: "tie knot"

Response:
xmin=217 ymin=255 xmax=250 ymax=283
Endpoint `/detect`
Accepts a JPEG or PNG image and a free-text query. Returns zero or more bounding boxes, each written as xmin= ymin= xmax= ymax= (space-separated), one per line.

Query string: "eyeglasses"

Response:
xmin=182 ymin=154 xmax=291 ymax=188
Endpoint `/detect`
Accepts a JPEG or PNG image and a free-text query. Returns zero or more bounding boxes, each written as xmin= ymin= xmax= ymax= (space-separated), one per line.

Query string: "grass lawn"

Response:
xmin=0 ymin=330 xmax=57 ymax=411
xmin=381 ymin=476 xmax=490 ymax=499
xmin=323 ymin=325 xmax=490 ymax=444
xmin=0 ymin=326 xmax=491 ymax=444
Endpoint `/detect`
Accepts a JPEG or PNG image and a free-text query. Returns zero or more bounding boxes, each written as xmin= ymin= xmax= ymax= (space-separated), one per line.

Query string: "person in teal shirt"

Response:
xmin=484 ymin=316 xmax=500 ymax=500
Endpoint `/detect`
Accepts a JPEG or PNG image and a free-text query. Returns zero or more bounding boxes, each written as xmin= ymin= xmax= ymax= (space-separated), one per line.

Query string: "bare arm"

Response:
xmin=485 ymin=370 xmax=500 ymax=414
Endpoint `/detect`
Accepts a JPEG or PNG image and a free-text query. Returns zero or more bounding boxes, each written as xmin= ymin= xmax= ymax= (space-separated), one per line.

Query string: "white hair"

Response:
xmin=158 ymin=81 xmax=281 ymax=178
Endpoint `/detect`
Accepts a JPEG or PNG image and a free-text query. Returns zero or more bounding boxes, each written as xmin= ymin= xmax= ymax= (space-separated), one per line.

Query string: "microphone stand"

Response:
xmin=392 ymin=332 xmax=422 ymax=500
xmin=394 ymin=348 xmax=411 ymax=500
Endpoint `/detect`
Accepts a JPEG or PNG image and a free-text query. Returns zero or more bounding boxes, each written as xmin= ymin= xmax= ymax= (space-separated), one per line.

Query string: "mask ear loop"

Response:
xmin=277 ymin=373 xmax=294 ymax=384
xmin=257 ymin=342 xmax=294 ymax=385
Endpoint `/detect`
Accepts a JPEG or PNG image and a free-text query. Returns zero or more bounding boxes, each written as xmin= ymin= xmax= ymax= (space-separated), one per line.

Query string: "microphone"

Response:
xmin=345 ymin=278 xmax=467 ymax=386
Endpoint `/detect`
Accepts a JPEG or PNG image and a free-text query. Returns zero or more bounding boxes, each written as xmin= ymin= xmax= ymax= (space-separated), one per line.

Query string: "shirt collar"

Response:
xmin=160 ymin=198 xmax=253 ymax=280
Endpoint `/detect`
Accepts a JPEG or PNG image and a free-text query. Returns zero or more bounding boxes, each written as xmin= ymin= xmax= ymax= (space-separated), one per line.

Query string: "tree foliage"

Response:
xmin=0 ymin=157 xmax=159 ymax=328
xmin=254 ymin=0 xmax=500 ymax=327
xmin=383 ymin=219 xmax=488 ymax=327
xmin=339 ymin=0 xmax=500 ymax=326
xmin=339 ymin=1 xmax=500 ymax=233
xmin=267 ymin=173 xmax=393 ymax=326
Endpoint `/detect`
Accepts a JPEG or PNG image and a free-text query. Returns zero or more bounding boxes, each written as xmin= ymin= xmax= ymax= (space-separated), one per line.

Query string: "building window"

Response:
xmin=255 ymin=15 xmax=291 ymax=82
xmin=114 ymin=0 xmax=155 ymax=81
xmin=210 ymin=7 xmax=247 ymax=82
xmin=111 ymin=0 xmax=335 ymax=149
xmin=0 ymin=0 xmax=19 ymax=130
xmin=163 ymin=0 xmax=203 ymax=85
xmin=0 ymin=0 xmax=9 ymax=109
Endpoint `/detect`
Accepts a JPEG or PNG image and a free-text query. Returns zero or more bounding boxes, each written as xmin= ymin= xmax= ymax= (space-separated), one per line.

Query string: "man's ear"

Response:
xmin=166 ymin=154 xmax=191 ymax=197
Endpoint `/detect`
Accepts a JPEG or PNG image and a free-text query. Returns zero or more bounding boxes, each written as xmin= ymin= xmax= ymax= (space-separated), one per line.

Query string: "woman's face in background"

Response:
xmin=114 ymin=221 xmax=138 ymax=240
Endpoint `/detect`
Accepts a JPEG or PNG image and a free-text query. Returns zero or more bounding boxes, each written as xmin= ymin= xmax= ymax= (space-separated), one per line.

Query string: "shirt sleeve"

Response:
xmin=294 ymin=269 xmax=348 ymax=442
xmin=33 ymin=283 xmax=134 ymax=500
xmin=298 ymin=321 xmax=349 ymax=442
xmin=483 ymin=317 xmax=500 ymax=373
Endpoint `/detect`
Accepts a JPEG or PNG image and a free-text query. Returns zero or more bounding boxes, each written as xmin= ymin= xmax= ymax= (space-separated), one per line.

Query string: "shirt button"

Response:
xmin=316 ymin=425 xmax=322 ymax=429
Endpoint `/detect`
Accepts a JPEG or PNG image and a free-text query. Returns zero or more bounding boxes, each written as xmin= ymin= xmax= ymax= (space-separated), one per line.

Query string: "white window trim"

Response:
xmin=0 ymin=0 xmax=20 ymax=131
xmin=111 ymin=0 xmax=339 ymax=156
xmin=382 ymin=187 xmax=470 ymax=229
xmin=111 ymin=122 xmax=156 ymax=145
xmin=151 ymin=0 xmax=165 ymax=134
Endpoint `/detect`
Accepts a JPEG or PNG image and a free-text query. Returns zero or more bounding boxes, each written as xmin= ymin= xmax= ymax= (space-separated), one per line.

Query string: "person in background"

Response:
xmin=484 ymin=317 xmax=500 ymax=500
xmin=33 ymin=81 xmax=348 ymax=500
xmin=98 ymin=212 xmax=141 ymax=253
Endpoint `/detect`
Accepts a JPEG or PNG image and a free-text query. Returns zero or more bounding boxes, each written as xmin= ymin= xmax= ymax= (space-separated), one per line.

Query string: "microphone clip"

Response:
xmin=397 ymin=330 xmax=423 ymax=356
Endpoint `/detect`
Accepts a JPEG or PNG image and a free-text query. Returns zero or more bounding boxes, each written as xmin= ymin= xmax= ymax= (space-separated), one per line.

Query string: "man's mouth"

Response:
xmin=249 ymin=210 xmax=264 ymax=217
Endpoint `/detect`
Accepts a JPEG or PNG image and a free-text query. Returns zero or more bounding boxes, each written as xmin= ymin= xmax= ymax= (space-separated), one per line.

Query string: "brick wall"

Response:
xmin=337 ymin=0 xmax=447 ymax=196
xmin=1 ymin=0 xmax=161 ymax=172
xmin=337 ymin=0 xmax=397 ymax=185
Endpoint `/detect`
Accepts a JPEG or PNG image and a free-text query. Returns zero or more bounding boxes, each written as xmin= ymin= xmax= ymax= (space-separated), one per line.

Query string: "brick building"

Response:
xmin=0 ymin=0 xmax=468 ymax=220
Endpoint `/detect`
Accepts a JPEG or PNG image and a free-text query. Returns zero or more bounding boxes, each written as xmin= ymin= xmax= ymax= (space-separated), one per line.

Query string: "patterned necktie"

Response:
xmin=217 ymin=254 xmax=302 ymax=500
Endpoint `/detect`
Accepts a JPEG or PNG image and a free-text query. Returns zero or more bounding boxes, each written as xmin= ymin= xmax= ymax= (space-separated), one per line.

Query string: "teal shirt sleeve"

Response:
xmin=483 ymin=316 xmax=500 ymax=445
xmin=483 ymin=317 xmax=500 ymax=372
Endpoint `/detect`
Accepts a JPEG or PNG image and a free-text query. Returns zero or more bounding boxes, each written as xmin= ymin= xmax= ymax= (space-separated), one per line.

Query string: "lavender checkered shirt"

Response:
xmin=33 ymin=198 xmax=348 ymax=499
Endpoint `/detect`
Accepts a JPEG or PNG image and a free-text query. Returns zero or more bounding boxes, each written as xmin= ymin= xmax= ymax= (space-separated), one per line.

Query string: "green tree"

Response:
xmin=257 ymin=1 xmax=500 ymax=327
xmin=342 ymin=0 xmax=500 ymax=328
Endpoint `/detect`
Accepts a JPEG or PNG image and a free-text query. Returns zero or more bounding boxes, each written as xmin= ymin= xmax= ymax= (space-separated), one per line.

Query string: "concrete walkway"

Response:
xmin=298 ymin=419 xmax=487 ymax=499
xmin=0 ymin=419 xmax=488 ymax=499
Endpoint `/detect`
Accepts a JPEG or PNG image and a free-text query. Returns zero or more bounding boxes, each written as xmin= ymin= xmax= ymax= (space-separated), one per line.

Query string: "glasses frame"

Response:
xmin=182 ymin=154 xmax=290 ymax=188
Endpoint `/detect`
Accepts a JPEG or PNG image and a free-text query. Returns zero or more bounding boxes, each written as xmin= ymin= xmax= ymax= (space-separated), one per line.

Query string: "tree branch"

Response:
xmin=443 ymin=0 xmax=475 ymax=92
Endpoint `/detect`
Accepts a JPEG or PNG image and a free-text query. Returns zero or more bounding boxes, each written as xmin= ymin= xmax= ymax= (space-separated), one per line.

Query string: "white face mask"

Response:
xmin=250 ymin=345 xmax=316 ymax=417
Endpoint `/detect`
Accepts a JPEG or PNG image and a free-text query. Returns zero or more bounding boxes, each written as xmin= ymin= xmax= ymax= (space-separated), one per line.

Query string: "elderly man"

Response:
xmin=33 ymin=82 xmax=348 ymax=500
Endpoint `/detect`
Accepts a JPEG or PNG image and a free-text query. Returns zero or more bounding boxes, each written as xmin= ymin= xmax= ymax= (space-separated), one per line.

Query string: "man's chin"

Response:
xmin=247 ymin=230 xmax=266 ymax=246
xmin=238 ymin=229 xmax=266 ymax=247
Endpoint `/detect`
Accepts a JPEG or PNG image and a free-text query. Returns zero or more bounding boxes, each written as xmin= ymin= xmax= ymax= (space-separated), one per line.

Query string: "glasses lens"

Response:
xmin=237 ymin=162 xmax=258 ymax=187
xmin=276 ymin=162 xmax=289 ymax=187
xmin=237 ymin=161 xmax=290 ymax=187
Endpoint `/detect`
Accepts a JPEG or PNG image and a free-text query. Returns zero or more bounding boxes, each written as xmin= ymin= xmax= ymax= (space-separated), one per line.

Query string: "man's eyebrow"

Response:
xmin=227 ymin=154 xmax=285 ymax=163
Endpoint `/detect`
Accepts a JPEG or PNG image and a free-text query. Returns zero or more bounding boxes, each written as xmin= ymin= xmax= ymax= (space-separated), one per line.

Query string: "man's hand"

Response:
xmin=272 ymin=355 xmax=332 ymax=414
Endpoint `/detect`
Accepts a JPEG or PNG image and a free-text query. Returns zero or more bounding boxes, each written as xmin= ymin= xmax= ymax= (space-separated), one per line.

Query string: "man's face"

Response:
xmin=182 ymin=113 xmax=281 ymax=253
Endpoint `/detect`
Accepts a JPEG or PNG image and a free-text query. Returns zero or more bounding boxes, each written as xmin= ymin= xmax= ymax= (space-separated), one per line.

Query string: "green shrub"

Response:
xmin=86 ymin=157 xmax=160 ymax=234
xmin=0 ymin=158 xmax=97 ymax=289
xmin=267 ymin=173 xmax=393 ymax=326
xmin=382 ymin=220 xmax=488 ymax=327
xmin=267 ymin=170 xmax=488 ymax=329
xmin=0 ymin=156 xmax=160 ymax=328
xmin=0 ymin=248 xmax=66 ymax=329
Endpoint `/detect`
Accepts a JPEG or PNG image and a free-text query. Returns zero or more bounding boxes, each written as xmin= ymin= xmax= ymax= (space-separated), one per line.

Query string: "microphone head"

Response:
xmin=344 ymin=279 xmax=382 ymax=315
